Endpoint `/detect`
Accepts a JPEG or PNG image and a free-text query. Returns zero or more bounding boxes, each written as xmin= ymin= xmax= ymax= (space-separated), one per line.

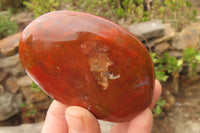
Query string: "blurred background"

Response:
xmin=0 ymin=0 xmax=200 ymax=133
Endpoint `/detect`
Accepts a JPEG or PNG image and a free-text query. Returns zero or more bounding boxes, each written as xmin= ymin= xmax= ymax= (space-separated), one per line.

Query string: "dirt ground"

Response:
xmin=152 ymin=76 xmax=200 ymax=133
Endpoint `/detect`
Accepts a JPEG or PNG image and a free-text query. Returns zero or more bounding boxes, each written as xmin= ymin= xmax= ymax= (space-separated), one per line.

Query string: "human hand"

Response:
xmin=41 ymin=80 xmax=162 ymax=133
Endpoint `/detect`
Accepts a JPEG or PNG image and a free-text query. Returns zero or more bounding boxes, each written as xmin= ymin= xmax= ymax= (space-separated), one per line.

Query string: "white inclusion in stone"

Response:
xmin=56 ymin=66 xmax=60 ymax=70
xmin=87 ymin=105 xmax=91 ymax=111
xmin=56 ymin=65 xmax=62 ymax=72
xmin=84 ymin=96 xmax=88 ymax=100
xmin=108 ymin=73 xmax=120 ymax=80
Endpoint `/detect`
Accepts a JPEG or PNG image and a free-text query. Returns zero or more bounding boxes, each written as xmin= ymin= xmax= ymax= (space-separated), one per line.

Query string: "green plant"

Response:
xmin=153 ymin=97 xmax=166 ymax=115
xmin=183 ymin=47 xmax=200 ymax=78
xmin=152 ymin=0 xmax=197 ymax=31
xmin=20 ymin=102 xmax=38 ymax=118
xmin=150 ymin=52 xmax=184 ymax=94
xmin=31 ymin=82 xmax=42 ymax=92
xmin=0 ymin=0 xmax=24 ymax=11
xmin=162 ymin=52 xmax=183 ymax=94
xmin=20 ymin=102 xmax=27 ymax=108
xmin=151 ymin=49 xmax=200 ymax=94
xmin=26 ymin=109 xmax=37 ymax=117
xmin=66 ymin=0 xmax=117 ymax=21
xmin=65 ymin=0 xmax=196 ymax=28
xmin=150 ymin=52 xmax=168 ymax=82
xmin=23 ymin=0 xmax=61 ymax=18
xmin=0 ymin=10 xmax=18 ymax=38
xmin=163 ymin=52 xmax=183 ymax=74
xmin=66 ymin=0 xmax=151 ymax=23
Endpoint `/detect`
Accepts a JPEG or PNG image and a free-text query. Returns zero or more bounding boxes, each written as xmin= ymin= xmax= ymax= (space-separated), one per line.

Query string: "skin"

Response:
xmin=41 ymin=80 xmax=162 ymax=133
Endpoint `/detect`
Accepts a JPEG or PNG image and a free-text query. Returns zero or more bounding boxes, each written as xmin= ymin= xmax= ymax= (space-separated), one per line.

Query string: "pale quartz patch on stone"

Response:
xmin=89 ymin=53 xmax=119 ymax=90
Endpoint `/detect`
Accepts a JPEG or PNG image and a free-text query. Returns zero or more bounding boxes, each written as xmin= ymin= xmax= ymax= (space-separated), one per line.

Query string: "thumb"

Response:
xmin=65 ymin=106 xmax=101 ymax=133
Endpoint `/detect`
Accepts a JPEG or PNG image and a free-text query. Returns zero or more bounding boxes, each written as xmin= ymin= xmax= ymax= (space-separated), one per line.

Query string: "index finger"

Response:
xmin=41 ymin=100 xmax=69 ymax=133
xmin=149 ymin=80 xmax=162 ymax=110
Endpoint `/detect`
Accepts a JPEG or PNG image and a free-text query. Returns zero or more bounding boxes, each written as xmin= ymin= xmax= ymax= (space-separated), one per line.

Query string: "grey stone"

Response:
xmin=0 ymin=54 xmax=26 ymax=75
xmin=5 ymin=76 xmax=19 ymax=93
xmin=172 ymin=24 xmax=200 ymax=50
xmin=5 ymin=63 xmax=26 ymax=76
xmin=0 ymin=54 xmax=20 ymax=68
xmin=0 ymin=122 xmax=43 ymax=133
xmin=154 ymin=42 xmax=171 ymax=55
xmin=0 ymin=92 xmax=23 ymax=121
xmin=154 ymin=23 xmax=176 ymax=44
xmin=168 ymin=51 xmax=183 ymax=58
xmin=144 ymin=39 xmax=156 ymax=48
xmin=127 ymin=20 xmax=165 ymax=41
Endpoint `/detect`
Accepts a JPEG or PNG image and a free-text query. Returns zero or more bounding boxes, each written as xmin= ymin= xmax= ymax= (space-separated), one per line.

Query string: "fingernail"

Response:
xmin=65 ymin=108 xmax=85 ymax=133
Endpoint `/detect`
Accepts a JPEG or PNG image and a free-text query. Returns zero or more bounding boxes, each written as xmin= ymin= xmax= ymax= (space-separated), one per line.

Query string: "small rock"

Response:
xmin=0 ymin=85 xmax=4 ymax=95
xmin=0 ymin=53 xmax=26 ymax=76
xmin=5 ymin=76 xmax=19 ymax=93
xmin=5 ymin=62 xmax=26 ymax=76
xmin=154 ymin=23 xmax=176 ymax=44
xmin=175 ymin=120 xmax=200 ymax=133
xmin=154 ymin=42 xmax=171 ymax=55
xmin=168 ymin=50 xmax=183 ymax=58
xmin=14 ymin=12 xmax=33 ymax=24
xmin=128 ymin=20 xmax=165 ymax=41
xmin=0 ymin=122 xmax=43 ymax=133
xmin=17 ymin=75 xmax=33 ymax=87
xmin=0 ymin=54 xmax=20 ymax=68
xmin=14 ymin=12 xmax=34 ymax=30
xmin=32 ymin=100 xmax=52 ymax=111
xmin=172 ymin=24 xmax=200 ymax=50
xmin=143 ymin=39 xmax=156 ymax=48
xmin=163 ymin=90 xmax=176 ymax=111
xmin=0 ymin=32 xmax=21 ymax=56
xmin=0 ymin=92 xmax=23 ymax=121
xmin=21 ymin=86 xmax=48 ymax=103
xmin=99 ymin=120 xmax=114 ymax=133
xmin=0 ymin=11 xmax=8 ymax=16
xmin=0 ymin=70 xmax=8 ymax=82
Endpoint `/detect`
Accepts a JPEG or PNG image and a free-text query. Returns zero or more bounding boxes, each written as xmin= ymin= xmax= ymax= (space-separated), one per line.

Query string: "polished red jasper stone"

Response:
xmin=19 ymin=11 xmax=155 ymax=122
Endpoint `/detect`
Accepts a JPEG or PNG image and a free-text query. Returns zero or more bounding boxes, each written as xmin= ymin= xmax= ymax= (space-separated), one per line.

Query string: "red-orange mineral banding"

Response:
xmin=19 ymin=11 xmax=155 ymax=122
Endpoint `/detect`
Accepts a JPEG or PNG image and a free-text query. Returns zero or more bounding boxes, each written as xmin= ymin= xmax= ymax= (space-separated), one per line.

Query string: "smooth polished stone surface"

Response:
xmin=19 ymin=11 xmax=154 ymax=122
